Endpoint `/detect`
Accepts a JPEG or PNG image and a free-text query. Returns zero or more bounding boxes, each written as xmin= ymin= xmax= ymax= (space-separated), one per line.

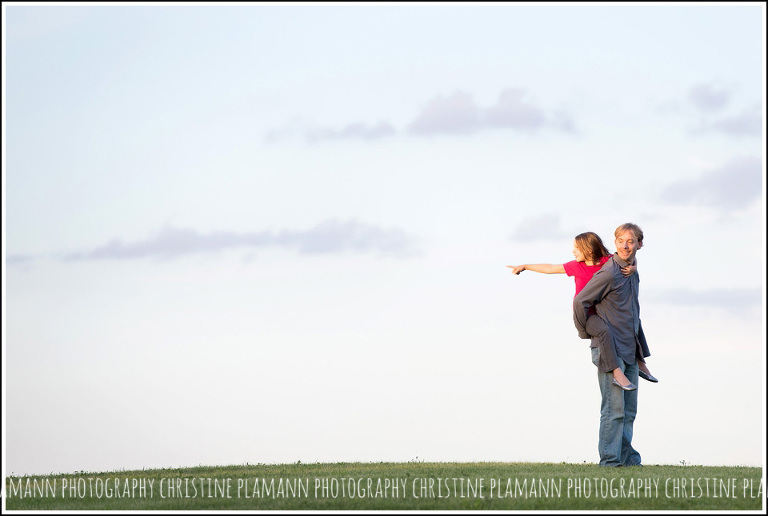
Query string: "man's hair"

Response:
xmin=615 ymin=223 xmax=644 ymax=243
xmin=574 ymin=231 xmax=611 ymax=262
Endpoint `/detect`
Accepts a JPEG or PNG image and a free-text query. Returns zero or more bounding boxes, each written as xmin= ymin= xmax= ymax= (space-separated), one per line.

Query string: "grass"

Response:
xmin=4 ymin=461 xmax=764 ymax=511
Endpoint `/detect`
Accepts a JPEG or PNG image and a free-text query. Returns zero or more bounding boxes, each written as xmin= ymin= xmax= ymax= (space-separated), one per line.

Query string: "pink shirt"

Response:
xmin=563 ymin=255 xmax=611 ymax=297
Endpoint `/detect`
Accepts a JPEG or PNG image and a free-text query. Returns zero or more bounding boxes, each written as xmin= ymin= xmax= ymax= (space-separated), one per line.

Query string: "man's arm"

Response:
xmin=573 ymin=267 xmax=614 ymax=338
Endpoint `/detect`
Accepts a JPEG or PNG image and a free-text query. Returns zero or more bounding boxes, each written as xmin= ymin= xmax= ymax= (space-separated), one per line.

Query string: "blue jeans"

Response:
xmin=591 ymin=347 xmax=642 ymax=467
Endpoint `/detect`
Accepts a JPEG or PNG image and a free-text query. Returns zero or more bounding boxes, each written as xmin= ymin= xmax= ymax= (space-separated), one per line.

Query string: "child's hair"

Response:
xmin=575 ymin=232 xmax=611 ymax=263
xmin=614 ymin=223 xmax=644 ymax=243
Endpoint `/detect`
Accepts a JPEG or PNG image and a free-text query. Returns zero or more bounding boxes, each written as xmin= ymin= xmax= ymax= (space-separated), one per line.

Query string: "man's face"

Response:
xmin=615 ymin=230 xmax=639 ymax=262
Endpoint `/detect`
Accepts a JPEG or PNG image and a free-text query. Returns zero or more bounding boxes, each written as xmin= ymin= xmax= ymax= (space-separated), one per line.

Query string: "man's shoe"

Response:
xmin=612 ymin=378 xmax=637 ymax=391
xmin=639 ymin=370 xmax=659 ymax=383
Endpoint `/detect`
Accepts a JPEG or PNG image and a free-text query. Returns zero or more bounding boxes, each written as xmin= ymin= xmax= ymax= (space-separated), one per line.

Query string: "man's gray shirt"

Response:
xmin=573 ymin=253 xmax=646 ymax=364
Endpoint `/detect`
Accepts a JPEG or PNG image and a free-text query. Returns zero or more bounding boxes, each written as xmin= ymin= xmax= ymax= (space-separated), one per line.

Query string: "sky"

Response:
xmin=2 ymin=3 xmax=765 ymax=477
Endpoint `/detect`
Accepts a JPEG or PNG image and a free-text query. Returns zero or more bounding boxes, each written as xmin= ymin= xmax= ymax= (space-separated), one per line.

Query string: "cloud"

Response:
xmin=64 ymin=220 xmax=420 ymax=261
xmin=509 ymin=213 xmax=573 ymax=242
xmin=265 ymin=120 xmax=396 ymax=144
xmin=658 ymin=83 xmax=761 ymax=139
xmin=408 ymin=91 xmax=481 ymax=135
xmin=688 ymin=83 xmax=730 ymax=113
xmin=682 ymin=82 xmax=761 ymax=138
xmin=706 ymin=104 xmax=762 ymax=137
xmin=485 ymin=88 xmax=547 ymax=130
xmin=645 ymin=287 xmax=761 ymax=314
xmin=408 ymin=88 xmax=577 ymax=136
xmin=305 ymin=121 xmax=396 ymax=143
xmin=658 ymin=156 xmax=762 ymax=210
xmin=267 ymin=88 xmax=576 ymax=143
xmin=5 ymin=254 xmax=37 ymax=266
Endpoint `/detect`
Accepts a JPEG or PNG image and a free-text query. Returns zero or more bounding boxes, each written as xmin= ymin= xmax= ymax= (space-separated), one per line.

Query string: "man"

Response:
xmin=573 ymin=223 xmax=648 ymax=467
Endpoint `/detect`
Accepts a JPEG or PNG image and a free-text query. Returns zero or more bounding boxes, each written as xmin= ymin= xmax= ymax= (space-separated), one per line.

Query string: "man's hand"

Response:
xmin=507 ymin=265 xmax=525 ymax=275
xmin=621 ymin=264 xmax=637 ymax=277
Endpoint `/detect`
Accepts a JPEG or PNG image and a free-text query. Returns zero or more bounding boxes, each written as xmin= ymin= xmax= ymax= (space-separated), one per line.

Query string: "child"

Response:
xmin=507 ymin=231 xmax=657 ymax=390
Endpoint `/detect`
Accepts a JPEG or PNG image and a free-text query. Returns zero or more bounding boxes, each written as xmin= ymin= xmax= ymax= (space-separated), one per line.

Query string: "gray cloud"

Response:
xmin=659 ymin=156 xmax=762 ymax=210
xmin=64 ymin=220 xmax=420 ymax=261
xmin=408 ymin=91 xmax=480 ymax=135
xmin=267 ymin=88 xmax=576 ymax=143
xmin=265 ymin=120 xmax=395 ymax=144
xmin=688 ymin=83 xmax=730 ymax=113
xmin=305 ymin=121 xmax=396 ymax=143
xmin=550 ymin=110 xmax=577 ymax=133
xmin=658 ymin=83 xmax=761 ymax=139
xmin=409 ymin=89 xmax=577 ymax=136
xmin=263 ymin=118 xmax=304 ymax=144
xmin=645 ymin=287 xmax=761 ymax=314
xmin=683 ymin=82 xmax=761 ymax=138
xmin=707 ymin=105 xmax=762 ymax=137
xmin=509 ymin=213 xmax=573 ymax=242
xmin=6 ymin=254 xmax=36 ymax=266
xmin=485 ymin=88 xmax=547 ymax=130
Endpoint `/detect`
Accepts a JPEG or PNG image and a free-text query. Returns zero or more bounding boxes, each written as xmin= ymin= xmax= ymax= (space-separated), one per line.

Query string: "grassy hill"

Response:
xmin=4 ymin=461 xmax=764 ymax=511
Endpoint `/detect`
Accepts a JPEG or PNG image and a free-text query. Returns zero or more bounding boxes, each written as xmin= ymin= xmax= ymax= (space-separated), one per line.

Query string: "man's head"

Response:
xmin=614 ymin=223 xmax=643 ymax=262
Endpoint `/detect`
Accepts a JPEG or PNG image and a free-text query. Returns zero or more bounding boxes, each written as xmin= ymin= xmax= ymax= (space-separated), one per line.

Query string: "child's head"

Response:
xmin=573 ymin=232 xmax=611 ymax=263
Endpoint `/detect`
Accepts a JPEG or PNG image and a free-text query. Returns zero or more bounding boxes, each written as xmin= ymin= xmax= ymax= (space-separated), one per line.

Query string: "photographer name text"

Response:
xmin=7 ymin=476 xmax=764 ymax=501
